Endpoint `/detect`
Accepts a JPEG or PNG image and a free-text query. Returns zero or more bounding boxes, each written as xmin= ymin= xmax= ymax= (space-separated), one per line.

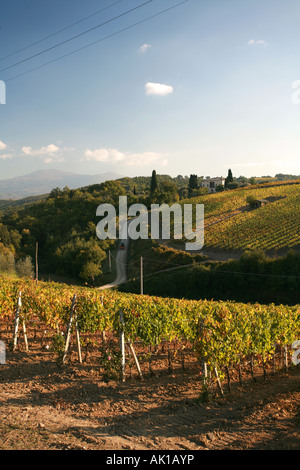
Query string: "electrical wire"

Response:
xmin=0 ymin=0 xmax=124 ymax=63
xmin=0 ymin=0 xmax=154 ymax=74
xmin=110 ymin=251 xmax=300 ymax=278
xmin=4 ymin=0 xmax=189 ymax=82
xmin=142 ymin=255 xmax=193 ymax=267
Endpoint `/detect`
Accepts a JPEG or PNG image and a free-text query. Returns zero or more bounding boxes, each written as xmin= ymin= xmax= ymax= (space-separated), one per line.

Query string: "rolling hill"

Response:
xmin=176 ymin=180 xmax=300 ymax=256
xmin=0 ymin=169 xmax=123 ymax=199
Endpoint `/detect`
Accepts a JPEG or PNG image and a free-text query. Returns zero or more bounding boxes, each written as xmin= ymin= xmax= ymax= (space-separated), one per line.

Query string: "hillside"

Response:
xmin=0 ymin=194 xmax=48 ymax=213
xmin=124 ymin=179 xmax=300 ymax=274
xmin=121 ymin=180 xmax=300 ymax=304
xmin=174 ymin=180 xmax=300 ymax=256
xmin=0 ymin=176 xmax=299 ymax=298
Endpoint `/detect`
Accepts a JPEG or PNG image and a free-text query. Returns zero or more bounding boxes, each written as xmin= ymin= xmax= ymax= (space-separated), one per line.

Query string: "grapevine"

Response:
xmin=0 ymin=275 xmax=299 ymax=396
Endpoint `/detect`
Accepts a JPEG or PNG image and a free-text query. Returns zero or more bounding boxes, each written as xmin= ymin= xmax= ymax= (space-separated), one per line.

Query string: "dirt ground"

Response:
xmin=0 ymin=335 xmax=300 ymax=452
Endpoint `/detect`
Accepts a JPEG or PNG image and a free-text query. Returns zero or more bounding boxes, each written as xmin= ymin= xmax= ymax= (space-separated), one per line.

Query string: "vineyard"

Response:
xmin=1 ymin=276 xmax=299 ymax=398
xmin=183 ymin=180 xmax=300 ymax=252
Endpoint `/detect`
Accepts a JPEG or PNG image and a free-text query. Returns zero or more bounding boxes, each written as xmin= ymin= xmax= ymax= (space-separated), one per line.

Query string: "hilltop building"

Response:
xmin=202 ymin=177 xmax=226 ymax=193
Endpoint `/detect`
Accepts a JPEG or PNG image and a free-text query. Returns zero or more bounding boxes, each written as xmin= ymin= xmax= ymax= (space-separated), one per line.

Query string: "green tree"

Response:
xmin=15 ymin=256 xmax=34 ymax=278
xmin=79 ymin=261 xmax=101 ymax=284
xmin=0 ymin=243 xmax=15 ymax=274
xmin=225 ymin=169 xmax=233 ymax=188
xmin=150 ymin=170 xmax=158 ymax=194
xmin=156 ymin=180 xmax=179 ymax=204
xmin=188 ymin=174 xmax=198 ymax=191
xmin=54 ymin=237 xmax=106 ymax=280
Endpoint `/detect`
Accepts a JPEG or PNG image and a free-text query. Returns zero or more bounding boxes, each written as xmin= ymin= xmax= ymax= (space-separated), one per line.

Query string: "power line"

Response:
xmin=0 ymin=0 xmax=124 ymax=63
xmin=142 ymin=256 xmax=300 ymax=278
xmin=0 ymin=0 xmax=153 ymax=74
xmin=4 ymin=0 xmax=189 ymax=82
xmin=142 ymin=255 xmax=193 ymax=267
xmin=110 ymin=251 xmax=300 ymax=279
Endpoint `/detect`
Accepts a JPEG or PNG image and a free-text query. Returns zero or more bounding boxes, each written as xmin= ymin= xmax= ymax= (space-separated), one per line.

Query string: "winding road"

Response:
xmin=98 ymin=221 xmax=130 ymax=290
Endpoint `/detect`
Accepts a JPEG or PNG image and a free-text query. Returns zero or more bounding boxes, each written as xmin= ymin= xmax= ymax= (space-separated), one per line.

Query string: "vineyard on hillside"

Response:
xmin=183 ymin=180 xmax=300 ymax=252
xmin=1 ymin=276 xmax=299 ymax=396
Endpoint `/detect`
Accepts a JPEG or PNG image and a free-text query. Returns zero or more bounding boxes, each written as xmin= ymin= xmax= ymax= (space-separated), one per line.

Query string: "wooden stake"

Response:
xmin=201 ymin=360 xmax=208 ymax=384
xmin=128 ymin=339 xmax=143 ymax=380
xmin=22 ymin=319 xmax=29 ymax=352
xmin=75 ymin=320 xmax=82 ymax=364
xmin=62 ymin=295 xmax=77 ymax=364
xmin=140 ymin=256 xmax=143 ymax=295
xmin=214 ymin=366 xmax=224 ymax=397
xmin=119 ymin=310 xmax=126 ymax=382
xmin=101 ymin=296 xmax=106 ymax=343
xmin=35 ymin=242 xmax=38 ymax=284
xmin=283 ymin=345 xmax=288 ymax=371
xmin=13 ymin=292 xmax=22 ymax=351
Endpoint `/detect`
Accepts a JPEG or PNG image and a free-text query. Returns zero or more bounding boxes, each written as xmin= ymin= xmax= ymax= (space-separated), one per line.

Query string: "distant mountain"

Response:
xmin=0 ymin=169 xmax=123 ymax=199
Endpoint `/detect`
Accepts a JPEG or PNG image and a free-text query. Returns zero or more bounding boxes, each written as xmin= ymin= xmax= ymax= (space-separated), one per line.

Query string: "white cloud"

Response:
xmin=0 ymin=141 xmax=13 ymax=159
xmin=145 ymin=82 xmax=174 ymax=96
xmin=0 ymin=153 xmax=13 ymax=160
xmin=21 ymin=144 xmax=66 ymax=163
xmin=139 ymin=43 xmax=152 ymax=54
xmin=84 ymin=148 xmax=124 ymax=163
xmin=248 ymin=39 xmax=268 ymax=47
xmin=0 ymin=140 xmax=7 ymax=151
xmin=84 ymin=148 xmax=168 ymax=167
xmin=22 ymin=144 xmax=60 ymax=157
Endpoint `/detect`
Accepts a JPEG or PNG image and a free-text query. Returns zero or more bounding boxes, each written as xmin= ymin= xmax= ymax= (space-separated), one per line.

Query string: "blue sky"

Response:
xmin=0 ymin=0 xmax=300 ymax=180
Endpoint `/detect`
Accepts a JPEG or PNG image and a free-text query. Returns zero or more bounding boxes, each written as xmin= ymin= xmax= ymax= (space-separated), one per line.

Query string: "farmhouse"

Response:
xmin=202 ymin=177 xmax=226 ymax=193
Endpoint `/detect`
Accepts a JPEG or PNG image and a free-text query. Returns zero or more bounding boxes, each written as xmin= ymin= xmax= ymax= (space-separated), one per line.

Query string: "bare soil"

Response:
xmin=1 ymin=336 xmax=300 ymax=451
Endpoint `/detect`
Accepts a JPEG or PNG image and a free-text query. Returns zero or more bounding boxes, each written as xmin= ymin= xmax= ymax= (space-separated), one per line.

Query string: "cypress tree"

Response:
xmin=150 ymin=170 xmax=158 ymax=194
xmin=225 ymin=169 xmax=233 ymax=188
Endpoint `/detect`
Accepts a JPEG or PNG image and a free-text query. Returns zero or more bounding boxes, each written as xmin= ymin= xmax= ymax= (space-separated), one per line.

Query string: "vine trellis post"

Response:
xmin=128 ymin=339 xmax=143 ymax=380
xmin=12 ymin=292 xmax=21 ymax=351
xmin=101 ymin=295 xmax=106 ymax=344
xmin=12 ymin=291 xmax=28 ymax=352
xmin=119 ymin=310 xmax=143 ymax=382
xmin=62 ymin=295 xmax=82 ymax=365
xmin=119 ymin=310 xmax=126 ymax=382
xmin=213 ymin=365 xmax=224 ymax=397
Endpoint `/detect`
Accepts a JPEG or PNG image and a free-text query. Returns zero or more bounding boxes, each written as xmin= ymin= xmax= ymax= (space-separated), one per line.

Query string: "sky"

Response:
xmin=0 ymin=0 xmax=300 ymax=180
